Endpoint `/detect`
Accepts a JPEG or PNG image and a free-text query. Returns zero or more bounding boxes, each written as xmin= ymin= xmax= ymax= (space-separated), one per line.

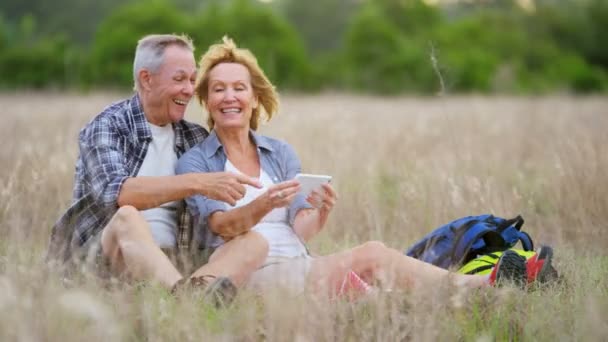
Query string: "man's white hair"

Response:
xmin=133 ymin=34 xmax=194 ymax=91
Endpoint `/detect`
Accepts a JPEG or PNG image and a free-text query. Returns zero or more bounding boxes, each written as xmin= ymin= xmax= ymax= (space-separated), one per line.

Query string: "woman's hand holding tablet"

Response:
xmin=295 ymin=173 xmax=332 ymax=197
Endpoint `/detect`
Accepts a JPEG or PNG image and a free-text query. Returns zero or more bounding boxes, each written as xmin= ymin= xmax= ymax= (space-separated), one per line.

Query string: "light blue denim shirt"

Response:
xmin=176 ymin=129 xmax=312 ymax=249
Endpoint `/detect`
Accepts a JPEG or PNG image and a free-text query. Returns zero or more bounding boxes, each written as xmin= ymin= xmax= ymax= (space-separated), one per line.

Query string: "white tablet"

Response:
xmin=295 ymin=173 xmax=332 ymax=197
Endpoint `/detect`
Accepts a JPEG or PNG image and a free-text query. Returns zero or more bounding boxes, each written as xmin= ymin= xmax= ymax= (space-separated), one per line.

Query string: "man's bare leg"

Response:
xmin=189 ymin=231 xmax=268 ymax=286
xmin=101 ymin=205 xmax=182 ymax=289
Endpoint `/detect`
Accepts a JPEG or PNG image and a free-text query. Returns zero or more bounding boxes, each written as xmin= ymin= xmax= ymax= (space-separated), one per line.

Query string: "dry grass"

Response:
xmin=1 ymin=92 xmax=607 ymax=341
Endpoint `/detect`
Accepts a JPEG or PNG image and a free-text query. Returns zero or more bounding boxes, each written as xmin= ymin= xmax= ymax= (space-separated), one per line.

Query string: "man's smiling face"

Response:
xmin=146 ymin=45 xmax=197 ymax=125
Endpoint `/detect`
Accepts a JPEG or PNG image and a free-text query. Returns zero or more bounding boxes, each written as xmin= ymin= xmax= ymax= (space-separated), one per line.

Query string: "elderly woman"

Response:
xmin=176 ymin=37 xmax=530 ymax=298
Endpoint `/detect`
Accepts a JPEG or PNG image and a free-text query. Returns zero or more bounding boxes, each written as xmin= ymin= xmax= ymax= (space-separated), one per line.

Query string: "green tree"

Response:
xmin=278 ymin=0 xmax=360 ymax=55
xmin=373 ymin=0 xmax=442 ymax=36
xmin=342 ymin=3 xmax=436 ymax=93
xmin=188 ymin=1 xmax=227 ymax=52
xmin=0 ymin=14 xmax=7 ymax=51
xmin=586 ymin=0 xmax=608 ymax=68
xmin=190 ymin=0 xmax=315 ymax=89
xmin=515 ymin=41 xmax=606 ymax=93
xmin=431 ymin=5 xmax=607 ymax=93
xmin=432 ymin=10 xmax=526 ymax=92
xmin=534 ymin=0 xmax=608 ymax=70
xmin=89 ymin=0 xmax=190 ymax=88
xmin=0 ymin=14 xmax=80 ymax=89
xmin=0 ymin=36 xmax=76 ymax=89
xmin=0 ymin=0 xmax=143 ymax=45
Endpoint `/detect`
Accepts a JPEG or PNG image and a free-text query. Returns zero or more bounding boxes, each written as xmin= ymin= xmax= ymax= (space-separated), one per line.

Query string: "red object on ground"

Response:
xmin=336 ymin=270 xmax=373 ymax=300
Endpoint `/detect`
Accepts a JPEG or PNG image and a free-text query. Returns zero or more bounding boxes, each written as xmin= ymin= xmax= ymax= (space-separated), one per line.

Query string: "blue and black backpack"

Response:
xmin=405 ymin=214 xmax=534 ymax=270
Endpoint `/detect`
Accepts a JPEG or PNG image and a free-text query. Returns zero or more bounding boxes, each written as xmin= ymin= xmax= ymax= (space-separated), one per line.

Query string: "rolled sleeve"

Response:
xmin=186 ymin=194 xmax=227 ymax=219
xmin=281 ymin=142 xmax=313 ymax=225
xmin=175 ymin=146 xmax=227 ymax=222
xmin=185 ymin=193 xmax=227 ymax=249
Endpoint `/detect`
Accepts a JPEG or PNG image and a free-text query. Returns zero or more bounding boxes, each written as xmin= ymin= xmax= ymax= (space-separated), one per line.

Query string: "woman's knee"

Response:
xmin=231 ymin=230 xmax=268 ymax=250
xmin=246 ymin=231 xmax=269 ymax=255
xmin=356 ymin=241 xmax=387 ymax=256
xmin=350 ymin=241 xmax=388 ymax=267
xmin=236 ymin=231 xmax=269 ymax=264
xmin=212 ymin=231 xmax=269 ymax=265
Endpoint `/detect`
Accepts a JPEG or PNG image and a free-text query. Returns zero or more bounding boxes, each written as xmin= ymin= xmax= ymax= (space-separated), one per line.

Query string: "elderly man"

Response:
xmin=47 ymin=34 xmax=268 ymax=304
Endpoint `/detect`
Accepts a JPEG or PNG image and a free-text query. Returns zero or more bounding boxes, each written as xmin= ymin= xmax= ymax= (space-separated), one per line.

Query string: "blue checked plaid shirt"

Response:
xmin=47 ymin=94 xmax=208 ymax=264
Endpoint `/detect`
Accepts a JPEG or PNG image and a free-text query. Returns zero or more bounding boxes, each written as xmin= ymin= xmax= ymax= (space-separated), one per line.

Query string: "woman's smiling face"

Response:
xmin=206 ymin=62 xmax=259 ymax=131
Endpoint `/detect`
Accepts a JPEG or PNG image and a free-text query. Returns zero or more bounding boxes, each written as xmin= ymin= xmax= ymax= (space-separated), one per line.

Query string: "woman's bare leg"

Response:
xmin=101 ymin=205 xmax=182 ymax=289
xmin=307 ymin=241 xmax=487 ymax=297
xmin=189 ymin=231 xmax=268 ymax=286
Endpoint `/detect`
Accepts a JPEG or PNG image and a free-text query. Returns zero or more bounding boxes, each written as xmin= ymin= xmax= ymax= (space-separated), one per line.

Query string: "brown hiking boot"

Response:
xmin=171 ymin=275 xmax=237 ymax=308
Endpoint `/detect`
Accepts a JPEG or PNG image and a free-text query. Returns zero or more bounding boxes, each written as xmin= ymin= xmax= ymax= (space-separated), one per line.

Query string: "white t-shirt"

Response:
xmin=224 ymin=159 xmax=308 ymax=258
xmin=136 ymin=122 xmax=179 ymax=248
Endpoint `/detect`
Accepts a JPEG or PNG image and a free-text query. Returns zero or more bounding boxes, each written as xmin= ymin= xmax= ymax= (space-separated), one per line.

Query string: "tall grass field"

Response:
xmin=1 ymin=93 xmax=607 ymax=341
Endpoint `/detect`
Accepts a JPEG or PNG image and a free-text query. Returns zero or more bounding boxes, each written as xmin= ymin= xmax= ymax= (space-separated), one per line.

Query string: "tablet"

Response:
xmin=295 ymin=173 xmax=332 ymax=197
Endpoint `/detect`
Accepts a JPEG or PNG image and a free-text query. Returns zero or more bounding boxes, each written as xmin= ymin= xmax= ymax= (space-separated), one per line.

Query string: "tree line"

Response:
xmin=0 ymin=0 xmax=606 ymax=94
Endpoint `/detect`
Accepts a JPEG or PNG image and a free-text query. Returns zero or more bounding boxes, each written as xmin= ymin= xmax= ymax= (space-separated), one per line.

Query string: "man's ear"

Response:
xmin=138 ymin=69 xmax=153 ymax=91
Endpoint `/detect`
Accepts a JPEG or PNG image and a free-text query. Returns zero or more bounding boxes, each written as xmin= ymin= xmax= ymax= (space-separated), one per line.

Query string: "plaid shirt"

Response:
xmin=47 ymin=94 xmax=208 ymax=264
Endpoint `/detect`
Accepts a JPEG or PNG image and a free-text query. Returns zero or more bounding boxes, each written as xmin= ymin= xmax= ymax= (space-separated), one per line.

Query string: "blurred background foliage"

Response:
xmin=0 ymin=0 xmax=606 ymax=93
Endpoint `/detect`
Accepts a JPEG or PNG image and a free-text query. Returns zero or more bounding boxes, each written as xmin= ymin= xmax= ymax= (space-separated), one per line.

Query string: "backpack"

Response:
xmin=457 ymin=249 xmax=537 ymax=275
xmin=405 ymin=214 xmax=534 ymax=270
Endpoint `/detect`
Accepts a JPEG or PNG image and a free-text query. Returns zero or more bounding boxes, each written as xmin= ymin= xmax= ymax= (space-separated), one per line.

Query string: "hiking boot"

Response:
xmin=526 ymin=245 xmax=558 ymax=285
xmin=171 ymin=275 xmax=238 ymax=308
xmin=488 ymin=250 xmax=527 ymax=287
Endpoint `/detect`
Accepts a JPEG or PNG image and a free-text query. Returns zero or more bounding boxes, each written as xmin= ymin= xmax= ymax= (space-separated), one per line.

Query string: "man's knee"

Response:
xmin=112 ymin=205 xmax=140 ymax=225
xmin=102 ymin=205 xmax=147 ymax=245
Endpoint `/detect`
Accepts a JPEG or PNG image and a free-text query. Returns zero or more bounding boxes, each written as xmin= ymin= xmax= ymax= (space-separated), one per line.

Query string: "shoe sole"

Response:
xmin=496 ymin=250 xmax=527 ymax=286
xmin=204 ymin=276 xmax=238 ymax=308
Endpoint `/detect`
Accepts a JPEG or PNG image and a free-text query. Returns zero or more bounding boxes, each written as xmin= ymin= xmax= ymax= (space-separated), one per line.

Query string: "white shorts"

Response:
xmin=247 ymin=255 xmax=313 ymax=295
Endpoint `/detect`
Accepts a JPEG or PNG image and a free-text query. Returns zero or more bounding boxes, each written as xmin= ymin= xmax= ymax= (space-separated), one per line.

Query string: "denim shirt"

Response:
xmin=176 ymin=129 xmax=312 ymax=249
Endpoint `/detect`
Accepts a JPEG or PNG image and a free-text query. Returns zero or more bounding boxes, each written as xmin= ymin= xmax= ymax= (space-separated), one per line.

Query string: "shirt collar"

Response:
xmin=250 ymin=130 xmax=274 ymax=152
xmin=130 ymin=93 xmax=187 ymax=150
xmin=129 ymin=93 xmax=152 ymax=141
xmin=173 ymin=122 xmax=186 ymax=151
xmin=203 ymin=129 xmax=274 ymax=158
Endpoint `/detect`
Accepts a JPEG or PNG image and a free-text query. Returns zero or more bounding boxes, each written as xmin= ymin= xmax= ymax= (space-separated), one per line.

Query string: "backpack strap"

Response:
xmin=517 ymin=231 xmax=534 ymax=251
xmin=451 ymin=223 xmax=505 ymax=267
xmin=498 ymin=215 xmax=534 ymax=251
xmin=496 ymin=215 xmax=525 ymax=232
